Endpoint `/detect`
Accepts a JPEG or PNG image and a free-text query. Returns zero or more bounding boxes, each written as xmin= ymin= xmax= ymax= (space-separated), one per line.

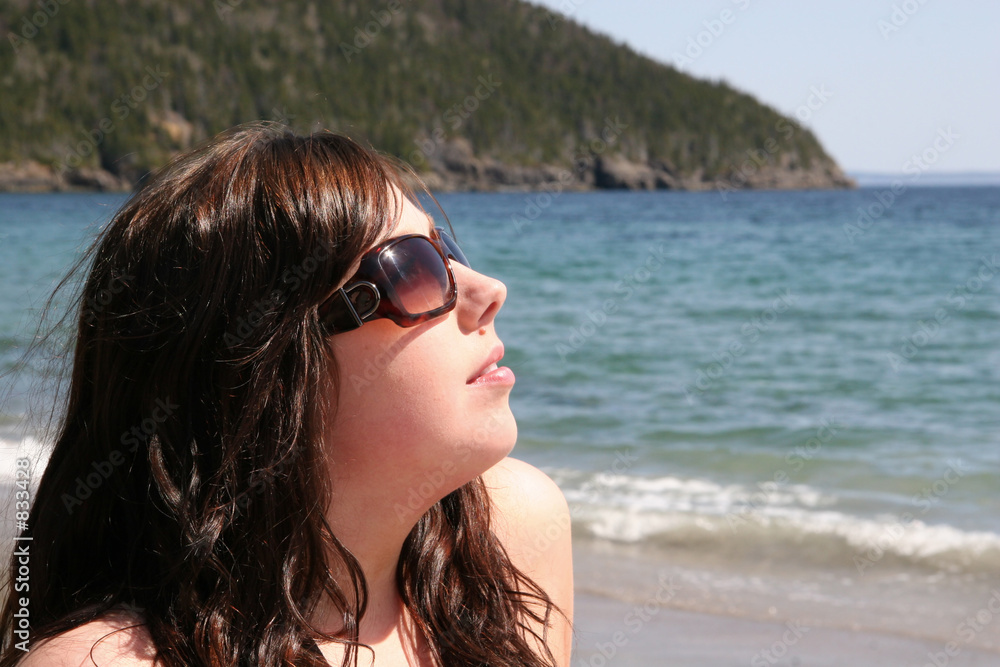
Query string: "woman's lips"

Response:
xmin=468 ymin=343 xmax=509 ymax=384
xmin=468 ymin=364 xmax=515 ymax=386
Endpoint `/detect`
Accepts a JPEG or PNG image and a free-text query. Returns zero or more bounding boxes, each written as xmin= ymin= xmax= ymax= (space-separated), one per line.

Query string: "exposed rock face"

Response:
xmin=65 ymin=167 xmax=134 ymax=191
xmin=0 ymin=144 xmax=854 ymax=193
xmin=419 ymin=140 xmax=854 ymax=192
xmin=593 ymin=155 xmax=679 ymax=190
xmin=0 ymin=161 xmax=56 ymax=192
xmin=0 ymin=161 xmax=131 ymax=192
xmin=416 ymin=138 xmax=582 ymax=192
xmin=716 ymin=151 xmax=855 ymax=192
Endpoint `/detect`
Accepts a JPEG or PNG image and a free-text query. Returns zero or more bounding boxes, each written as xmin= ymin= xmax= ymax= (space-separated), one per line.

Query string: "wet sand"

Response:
xmin=572 ymin=590 xmax=1000 ymax=667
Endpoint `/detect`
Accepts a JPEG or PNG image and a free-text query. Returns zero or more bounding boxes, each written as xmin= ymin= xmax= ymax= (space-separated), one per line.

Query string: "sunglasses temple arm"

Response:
xmin=320 ymin=287 xmax=365 ymax=334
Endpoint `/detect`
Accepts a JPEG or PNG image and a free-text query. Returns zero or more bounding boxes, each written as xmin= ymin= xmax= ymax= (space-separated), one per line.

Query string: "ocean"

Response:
xmin=1 ymin=187 xmax=998 ymax=652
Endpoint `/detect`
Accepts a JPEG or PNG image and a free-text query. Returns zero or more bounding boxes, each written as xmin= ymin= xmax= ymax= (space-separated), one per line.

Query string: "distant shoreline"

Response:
xmin=850 ymin=171 xmax=1000 ymax=187
xmin=0 ymin=154 xmax=856 ymax=195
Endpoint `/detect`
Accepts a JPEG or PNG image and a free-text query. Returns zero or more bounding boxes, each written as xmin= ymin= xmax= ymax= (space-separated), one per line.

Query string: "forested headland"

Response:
xmin=0 ymin=0 xmax=854 ymax=192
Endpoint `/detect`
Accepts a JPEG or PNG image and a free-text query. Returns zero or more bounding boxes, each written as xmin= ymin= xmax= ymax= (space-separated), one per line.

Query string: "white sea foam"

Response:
xmin=548 ymin=467 xmax=1000 ymax=574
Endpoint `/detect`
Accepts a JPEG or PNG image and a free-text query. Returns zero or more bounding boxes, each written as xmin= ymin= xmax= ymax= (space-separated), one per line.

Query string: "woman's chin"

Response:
xmin=473 ymin=408 xmax=518 ymax=464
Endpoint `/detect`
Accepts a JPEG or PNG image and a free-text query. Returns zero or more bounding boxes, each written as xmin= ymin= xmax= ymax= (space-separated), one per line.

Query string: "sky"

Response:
xmin=527 ymin=0 xmax=999 ymax=175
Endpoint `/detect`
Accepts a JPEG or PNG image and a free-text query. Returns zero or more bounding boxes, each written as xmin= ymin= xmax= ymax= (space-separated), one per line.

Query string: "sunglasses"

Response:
xmin=320 ymin=227 xmax=470 ymax=334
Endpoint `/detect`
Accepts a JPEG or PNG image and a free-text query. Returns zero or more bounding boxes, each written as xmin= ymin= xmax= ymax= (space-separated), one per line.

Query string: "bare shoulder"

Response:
xmin=482 ymin=457 xmax=570 ymax=527
xmin=17 ymin=610 xmax=158 ymax=667
xmin=483 ymin=457 xmax=569 ymax=529
xmin=480 ymin=457 xmax=573 ymax=596
xmin=482 ymin=457 xmax=574 ymax=664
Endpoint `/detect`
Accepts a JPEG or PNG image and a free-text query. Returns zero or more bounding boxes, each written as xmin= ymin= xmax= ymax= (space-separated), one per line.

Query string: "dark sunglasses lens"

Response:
xmin=436 ymin=228 xmax=470 ymax=267
xmin=379 ymin=237 xmax=452 ymax=315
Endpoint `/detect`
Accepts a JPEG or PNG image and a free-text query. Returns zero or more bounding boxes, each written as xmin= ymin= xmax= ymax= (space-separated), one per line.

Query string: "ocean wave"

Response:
xmin=2 ymin=440 xmax=997 ymax=575
xmin=549 ymin=467 xmax=1000 ymax=575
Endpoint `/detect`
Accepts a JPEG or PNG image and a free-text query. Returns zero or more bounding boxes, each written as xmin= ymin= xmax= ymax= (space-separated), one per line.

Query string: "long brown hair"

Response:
xmin=0 ymin=124 xmax=556 ymax=666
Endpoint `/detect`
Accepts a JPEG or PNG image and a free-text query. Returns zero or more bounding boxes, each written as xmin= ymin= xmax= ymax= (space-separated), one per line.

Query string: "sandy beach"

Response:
xmin=573 ymin=590 xmax=1000 ymax=667
xmin=568 ymin=536 xmax=1000 ymax=667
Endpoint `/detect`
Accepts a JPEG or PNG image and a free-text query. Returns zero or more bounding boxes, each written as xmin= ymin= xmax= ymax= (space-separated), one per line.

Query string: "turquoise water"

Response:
xmin=1 ymin=189 xmax=999 ymax=645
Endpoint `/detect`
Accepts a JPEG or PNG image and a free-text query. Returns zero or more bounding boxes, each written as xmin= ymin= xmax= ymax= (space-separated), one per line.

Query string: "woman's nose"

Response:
xmin=452 ymin=263 xmax=506 ymax=333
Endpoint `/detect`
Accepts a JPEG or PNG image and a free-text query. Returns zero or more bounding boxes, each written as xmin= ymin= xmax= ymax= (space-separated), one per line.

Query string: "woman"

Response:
xmin=0 ymin=124 xmax=573 ymax=666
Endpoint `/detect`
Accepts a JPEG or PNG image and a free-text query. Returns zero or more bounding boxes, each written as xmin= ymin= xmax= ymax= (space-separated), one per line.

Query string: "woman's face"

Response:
xmin=323 ymin=192 xmax=515 ymax=518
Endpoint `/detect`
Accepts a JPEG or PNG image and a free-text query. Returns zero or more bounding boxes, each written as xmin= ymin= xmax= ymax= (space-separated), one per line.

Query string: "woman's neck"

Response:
xmin=311 ymin=482 xmax=424 ymax=642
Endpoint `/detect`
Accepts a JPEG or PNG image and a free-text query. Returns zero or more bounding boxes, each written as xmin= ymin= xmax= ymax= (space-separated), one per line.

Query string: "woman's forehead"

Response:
xmin=394 ymin=194 xmax=435 ymax=237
